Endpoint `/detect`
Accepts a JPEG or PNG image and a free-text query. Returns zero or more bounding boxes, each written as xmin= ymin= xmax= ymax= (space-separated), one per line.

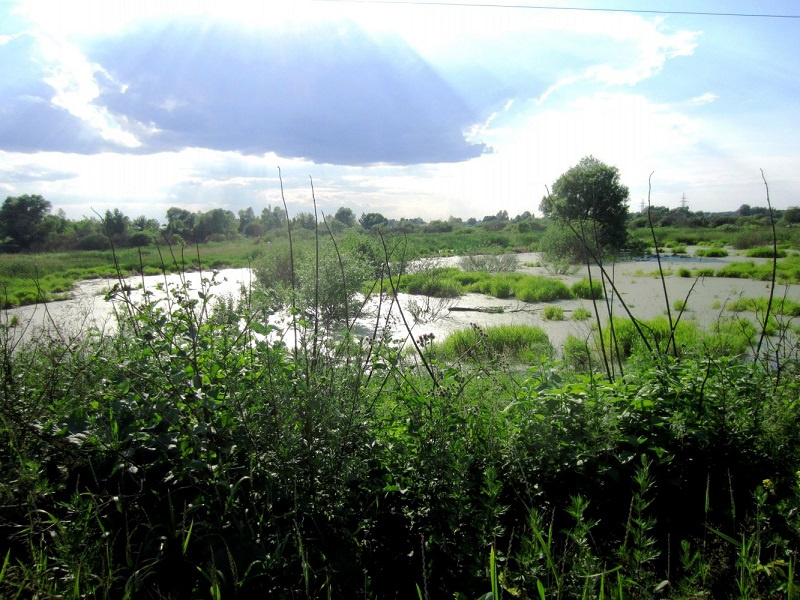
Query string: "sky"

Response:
xmin=1 ymin=0 xmax=799 ymax=223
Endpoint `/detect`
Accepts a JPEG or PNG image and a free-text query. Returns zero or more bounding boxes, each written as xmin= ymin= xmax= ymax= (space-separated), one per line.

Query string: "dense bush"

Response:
xmin=2 ymin=248 xmax=800 ymax=598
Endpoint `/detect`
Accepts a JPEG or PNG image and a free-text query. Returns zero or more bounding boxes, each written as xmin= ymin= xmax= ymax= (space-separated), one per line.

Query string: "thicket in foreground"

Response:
xmin=1 ymin=262 xmax=798 ymax=598
xmin=2 ymin=181 xmax=800 ymax=598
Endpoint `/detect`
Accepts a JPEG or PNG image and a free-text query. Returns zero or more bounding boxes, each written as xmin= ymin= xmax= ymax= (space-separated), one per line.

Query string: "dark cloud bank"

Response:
xmin=3 ymin=18 xmax=489 ymax=165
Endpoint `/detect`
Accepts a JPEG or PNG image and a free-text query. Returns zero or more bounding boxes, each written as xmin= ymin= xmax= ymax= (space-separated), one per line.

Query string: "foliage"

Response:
xmin=254 ymin=235 xmax=374 ymax=327
xmin=359 ymin=212 xmax=389 ymax=230
xmin=540 ymin=156 xmax=630 ymax=256
xmin=395 ymin=268 xmax=573 ymax=304
xmin=0 ymin=194 xmax=52 ymax=251
xmin=538 ymin=222 xmax=586 ymax=273
xmin=1 ymin=249 xmax=800 ymax=598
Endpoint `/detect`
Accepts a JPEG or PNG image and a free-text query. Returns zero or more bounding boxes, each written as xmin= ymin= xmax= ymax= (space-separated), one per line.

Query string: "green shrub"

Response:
xmin=678 ymin=267 xmax=691 ymax=278
xmin=731 ymin=229 xmax=772 ymax=249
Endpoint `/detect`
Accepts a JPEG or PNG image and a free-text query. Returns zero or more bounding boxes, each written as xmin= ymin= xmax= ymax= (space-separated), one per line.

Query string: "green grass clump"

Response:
xmin=514 ymin=276 xmax=572 ymax=302
xmin=570 ymin=277 xmax=603 ymax=300
xmin=727 ymin=296 xmax=800 ymax=317
xmin=745 ymin=246 xmax=787 ymax=258
xmin=671 ymin=245 xmax=687 ymax=255
xmin=433 ymin=323 xmax=553 ymax=362
xmin=572 ymin=306 xmax=592 ymax=321
xmin=715 ymin=256 xmax=800 ymax=283
xmin=543 ymin=305 xmax=565 ymax=320
xmin=673 ymin=299 xmax=688 ymax=312
xmin=601 ymin=316 xmax=703 ymax=361
xmin=695 ymin=247 xmax=729 ymax=258
xmin=562 ymin=334 xmax=593 ymax=371
xmin=397 ymin=267 xmax=463 ymax=297
xmin=678 ymin=267 xmax=692 ymax=278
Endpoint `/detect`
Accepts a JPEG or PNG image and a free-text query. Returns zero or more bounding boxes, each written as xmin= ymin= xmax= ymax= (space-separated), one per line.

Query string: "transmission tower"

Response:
xmin=679 ymin=193 xmax=689 ymax=210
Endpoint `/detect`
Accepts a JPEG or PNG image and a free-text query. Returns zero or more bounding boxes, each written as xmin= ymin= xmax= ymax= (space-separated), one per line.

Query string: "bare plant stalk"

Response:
xmin=278 ymin=167 xmax=299 ymax=359
xmin=755 ymin=169 xmax=777 ymax=360
xmin=377 ymin=230 xmax=439 ymax=388
xmin=646 ymin=173 xmax=677 ymax=356
xmin=310 ymin=176 xmax=320 ymax=363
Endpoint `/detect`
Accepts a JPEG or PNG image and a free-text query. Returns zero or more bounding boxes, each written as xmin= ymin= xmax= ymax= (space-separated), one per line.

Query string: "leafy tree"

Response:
xmin=238 ymin=207 xmax=256 ymax=233
xmin=0 ymin=194 xmax=52 ymax=250
xmin=165 ymin=207 xmax=197 ymax=241
xmin=132 ymin=215 xmax=160 ymax=232
xmin=782 ymin=206 xmax=800 ymax=227
xmin=538 ymin=222 xmax=585 ymax=274
xmin=359 ymin=212 xmax=388 ymax=230
xmin=103 ymin=208 xmax=130 ymax=239
xmin=334 ymin=207 xmax=356 ymax=227
xmin=292 ymin=212 xmax=317 ymax=231
xmin=540 ymin=156 xmax=629 ymax=256
xmin=195 ymin=209 xmax=237 ymax=241
xmin=261 ymin=205 xmax=287 ymax=231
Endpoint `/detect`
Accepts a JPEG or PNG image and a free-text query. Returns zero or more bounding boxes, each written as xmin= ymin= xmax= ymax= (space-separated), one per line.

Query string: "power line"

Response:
xmin=312 ymin=0 xmax=800 ymax=20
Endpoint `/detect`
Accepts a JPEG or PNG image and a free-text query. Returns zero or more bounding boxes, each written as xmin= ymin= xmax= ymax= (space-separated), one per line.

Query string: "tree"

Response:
xmin=782 ymin=206 xmax=800 ymax=227
xmin=359 ymin=212 xmax=388 ymax=230
xmin=539 ymin=156 xmax=629 ymax=256
xmin=194 ymin=209 xmax=237 ymax=241
xmin=238 ymin=207 xmax=255 ymax=233
xmin=0 ymin=194 xmax=52 ymax=251
xmin=103 ymin=208 xmax=130 ymax=239
xmin=334 ymin=207 xmax=356 ymax=227
xmin=166 ymin=207 xmax=197 ymax=241
xmin=132 ymin=215 xmax=160 ymax=232
xmin=261 ymin=205 xmax=286 ymax=231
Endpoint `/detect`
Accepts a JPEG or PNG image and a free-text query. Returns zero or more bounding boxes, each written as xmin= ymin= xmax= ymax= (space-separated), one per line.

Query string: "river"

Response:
xmin=4 ymin=251 xmax=799 ymax=354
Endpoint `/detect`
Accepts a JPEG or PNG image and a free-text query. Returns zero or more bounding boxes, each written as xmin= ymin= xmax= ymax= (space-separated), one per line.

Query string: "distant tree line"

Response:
xmin=1 ymin=191 xmax=797 ymax=254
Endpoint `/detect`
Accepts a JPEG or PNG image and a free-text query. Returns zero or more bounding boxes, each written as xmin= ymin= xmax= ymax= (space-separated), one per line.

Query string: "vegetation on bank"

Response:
xmin=1 ymin=253 xmax=798 ymax=598
xmin=2 ymin=169 xmax=800 ymax=596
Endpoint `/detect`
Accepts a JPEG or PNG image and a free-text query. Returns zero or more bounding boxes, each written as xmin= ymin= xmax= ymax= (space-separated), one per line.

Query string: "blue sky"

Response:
xmin=1 ymin=0 xmax=799 ymax=222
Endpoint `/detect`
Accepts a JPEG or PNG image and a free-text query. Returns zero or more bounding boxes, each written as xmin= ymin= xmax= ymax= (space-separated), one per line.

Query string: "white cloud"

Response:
xmin=32 ymin=33 xmax=140 ymax=147
xmin=690 ymin=92 xmax=718 ymax=105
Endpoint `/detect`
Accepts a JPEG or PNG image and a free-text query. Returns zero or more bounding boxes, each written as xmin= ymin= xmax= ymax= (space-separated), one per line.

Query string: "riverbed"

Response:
xmin=3 ymin=250 xmax=798 ymax=354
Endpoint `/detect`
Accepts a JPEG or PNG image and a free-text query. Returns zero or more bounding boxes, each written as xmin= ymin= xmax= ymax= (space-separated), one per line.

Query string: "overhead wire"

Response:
xmin=312 ymin=0 xmax=800 ymax=20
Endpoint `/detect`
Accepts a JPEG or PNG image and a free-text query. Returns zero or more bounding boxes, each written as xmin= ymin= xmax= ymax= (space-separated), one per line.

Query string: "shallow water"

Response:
xmin=4 ymin=250 xmax=798 ymax=353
